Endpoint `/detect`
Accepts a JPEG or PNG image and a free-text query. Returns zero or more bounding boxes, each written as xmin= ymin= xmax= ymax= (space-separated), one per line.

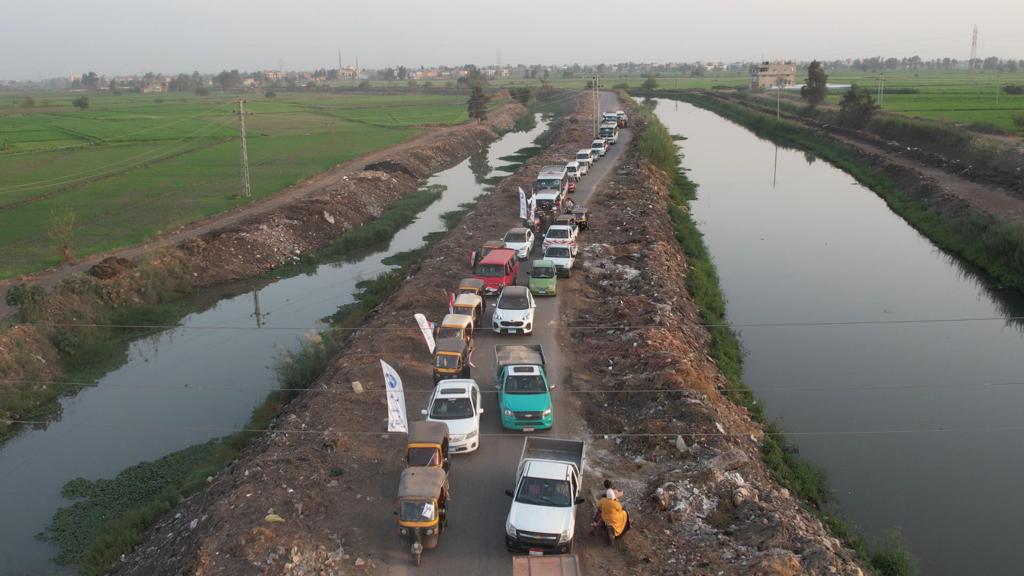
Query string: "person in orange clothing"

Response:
xmin=594 ymin=480 xmax=631 ymax=539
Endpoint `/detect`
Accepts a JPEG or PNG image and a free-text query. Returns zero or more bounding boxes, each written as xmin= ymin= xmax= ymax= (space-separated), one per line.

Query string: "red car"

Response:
xmin=473 ymin=248 xmax=521 ymax=296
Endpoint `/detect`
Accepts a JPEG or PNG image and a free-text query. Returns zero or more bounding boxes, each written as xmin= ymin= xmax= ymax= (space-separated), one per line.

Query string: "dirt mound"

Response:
xmin=87 ymin=257 xmax=135 ymax=279
xmin=363 ymin=160 xmax=418 ymax=179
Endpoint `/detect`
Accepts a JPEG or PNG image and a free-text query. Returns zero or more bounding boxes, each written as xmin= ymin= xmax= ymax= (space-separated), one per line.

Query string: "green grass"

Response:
xmin=0 ymin=91 xmax=490 ymax=279
xmin=633 ymin=99 xmax=917 ymax=575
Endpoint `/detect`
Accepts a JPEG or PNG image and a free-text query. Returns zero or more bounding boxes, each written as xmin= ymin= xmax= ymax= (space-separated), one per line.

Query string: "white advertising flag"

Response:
xmin=414 ymin=313 xmax=436 ymax=354
xmin=518 ymin=186 xmax=528 ymax=220
xmin=381 ymin=360 xmax=408 ymax=433
xmin=528 ymin=193 xmax=536 ymax=221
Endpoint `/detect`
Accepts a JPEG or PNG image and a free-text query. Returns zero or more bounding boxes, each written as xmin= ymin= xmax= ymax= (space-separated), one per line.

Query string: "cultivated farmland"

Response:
xmin=0 ymin=91 xmax=475 ymax=278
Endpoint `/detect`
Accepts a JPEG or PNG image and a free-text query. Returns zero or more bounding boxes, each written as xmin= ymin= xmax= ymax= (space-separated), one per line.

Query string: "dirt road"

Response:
xmin=379 ymin=91 xmax=628 ymax=575
xmin=0 ymin=106 xmax=516 ymax=319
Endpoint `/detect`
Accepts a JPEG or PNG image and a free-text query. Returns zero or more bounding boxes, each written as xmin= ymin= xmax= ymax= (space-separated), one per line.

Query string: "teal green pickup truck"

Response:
xmin=495 ymin=345 xmax=553 ymax=431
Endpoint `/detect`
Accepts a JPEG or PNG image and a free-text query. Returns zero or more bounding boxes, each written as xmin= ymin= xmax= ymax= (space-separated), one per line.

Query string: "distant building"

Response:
xmin=264 ymin=70 xmax=286 ymax=81
xmin=750 ymin=61 xmax=796 ymax=89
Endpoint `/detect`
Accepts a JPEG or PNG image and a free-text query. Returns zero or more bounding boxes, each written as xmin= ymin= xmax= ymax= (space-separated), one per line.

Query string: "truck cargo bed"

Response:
xmin=521 ymin=437 xmax=584 ymax=471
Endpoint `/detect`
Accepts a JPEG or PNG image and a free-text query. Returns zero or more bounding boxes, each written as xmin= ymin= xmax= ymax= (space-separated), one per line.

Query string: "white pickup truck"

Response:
xmin=504 ymin=437 xmax=586 ymax=555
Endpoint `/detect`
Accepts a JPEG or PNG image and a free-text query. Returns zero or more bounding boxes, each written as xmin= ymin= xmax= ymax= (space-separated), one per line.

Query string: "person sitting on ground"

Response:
xmin=597 ymin=485 xmax=630 ymax=539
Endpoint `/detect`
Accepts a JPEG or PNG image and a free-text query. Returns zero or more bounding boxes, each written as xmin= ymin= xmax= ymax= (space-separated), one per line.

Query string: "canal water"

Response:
xmin=0 ymin=116 xmax=548 ymax=575
xmin=653 ymin=99 xmax=1024 ymax=576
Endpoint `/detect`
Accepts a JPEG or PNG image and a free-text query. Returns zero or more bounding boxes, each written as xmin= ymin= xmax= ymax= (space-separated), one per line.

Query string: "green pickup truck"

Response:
xmin=495 ymin=345 xmax=553 ymax=431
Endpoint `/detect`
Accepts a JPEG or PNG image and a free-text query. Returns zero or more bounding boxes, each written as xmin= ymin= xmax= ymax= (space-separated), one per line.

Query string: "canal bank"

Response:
xmin=0 ymin=115 xmax=550 ymax=575
xmin=653 ymin=98 xmax=1024 ymax=576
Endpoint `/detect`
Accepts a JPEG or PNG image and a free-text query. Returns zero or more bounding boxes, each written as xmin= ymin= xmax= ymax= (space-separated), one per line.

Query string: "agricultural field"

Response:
xmin=0 ymin=91 xmax=476 ymax=278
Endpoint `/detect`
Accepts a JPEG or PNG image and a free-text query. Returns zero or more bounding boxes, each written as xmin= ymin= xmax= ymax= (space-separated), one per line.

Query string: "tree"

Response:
xmin=509 ymin=86 xmax=531 ymax=105
xmin=265 ymin=90 xmax=276 ymax=98
xmin=48 ymin=207 xmax=77 ymax=262
xmin=21 ymin=95 xmax=35 ymax=108
xmin=467 ymin=85 xmax=490 ymax=122
xmin=837 ymin=84 xmax=876 ymax=129
xmin=195 ymin=86 xmax=210 ymax=96
xmin=800 ymin=60 xmax=828 ymax=106
xmin=640 ymin=75 xmax=658 ymax=94
xmin=81 ymin=71 xmax=100 ymax=89
xmin=72 ymin=96 xmax=89 ymax=110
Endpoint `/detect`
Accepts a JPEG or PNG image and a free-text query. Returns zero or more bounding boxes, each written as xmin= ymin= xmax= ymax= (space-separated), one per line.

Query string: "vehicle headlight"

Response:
xmin=559 ymin=528 xmax=573 ymax=543
xmin=466 ymin=429 xmax=478 ymax=439
xmin=542 ymin=408 xmax=552 ymax=417
xmin=503 ymin=409 xmax=513 ymax=417
xmin=425 ymin=528 xmax=434 ymax=535
xmin=400 ymin=528 xmax=408 ymax=535
xmin=506 ymin=519 xmax=517 ymax=537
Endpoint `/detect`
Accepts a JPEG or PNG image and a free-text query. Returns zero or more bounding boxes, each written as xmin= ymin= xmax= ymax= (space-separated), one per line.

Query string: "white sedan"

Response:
xmin=503 ymin=227 xmax=535 ymax=260
xmin=422 ymin=379 xmax=483 ymax=453
xmin=492 ymin=285 xmax=536 ymax=335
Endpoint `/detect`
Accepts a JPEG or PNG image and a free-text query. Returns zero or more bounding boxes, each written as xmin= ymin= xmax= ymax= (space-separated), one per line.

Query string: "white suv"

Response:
xmin=492 ymin=286 xmax=537 ymax=335
xmin=422 ymin=379 xmax=483 ymax=453
xmin=503 ymin=227 xmax=535 ymax=260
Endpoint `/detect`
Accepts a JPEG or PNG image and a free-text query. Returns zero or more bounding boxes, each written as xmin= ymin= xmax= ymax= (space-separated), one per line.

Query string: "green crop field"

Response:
xmin=0 ymin=91 xmax=476 ymax=279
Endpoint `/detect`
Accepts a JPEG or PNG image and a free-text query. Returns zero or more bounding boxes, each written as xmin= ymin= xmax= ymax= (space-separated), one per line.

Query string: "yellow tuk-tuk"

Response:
xmin=453 ymin=293 xmax=484 ymax=324
xmin=406 ymin=421 xmax=450 ymax=472
xmin=396 ymin=466 xmax=449 ymax=566
xmin=436 ymin=313 xmax=474 ymax=347
xmin=457 ymin=278 xmax=487 ymax=314
xmin=433 ymin=337 xmax=471 ymax=384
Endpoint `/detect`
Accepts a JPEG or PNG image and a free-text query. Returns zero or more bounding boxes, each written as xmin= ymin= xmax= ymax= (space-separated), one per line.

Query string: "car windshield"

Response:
xmin=532 ymin=266 xmax=555 ymax=279
xmin=436 ymin=327 xmax=464 ymax=341
xmin=499 ymin=293 xmax=529 ymax=310
xmin=547 ymin=229 xmax=568 ymax=239
xmin=505 ymin=232 xmax=527 ymax=243
xmin=515 ymin=477 xmax=572 ymax=507
xmin=400 ymin=499 xmax=437 ymax=522
xmin=534 ymin=178 xmax=561 ymax=190
xmin=435 ymin=354 xmax=460 ymax=369
xmin=545 ymin=247 xmax=570 ymax=258
xmin=476 ymin=264 xmax=504 ymax=277
xmin=429 ymin=397 xmax=474 ymax=420
xmin=600 ymin=128 xmax=613 ymax=135
xmin=454 ymin=305 xmax=475 ymax=316
xmin=505 ymin=374 xmax=547 ymax=394
xmin=407 ymin=446 xmax=440 ymax=467
xmin=536 ymin=199 xmax=554 ymax=209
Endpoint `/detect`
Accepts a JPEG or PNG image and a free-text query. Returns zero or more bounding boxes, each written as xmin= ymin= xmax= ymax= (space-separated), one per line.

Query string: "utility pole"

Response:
xmin=251 ymin=289 xmax=268 ymax=328
xmin=238 ymin=99 xmax=251 ymax=198
xmin=776 ymin=82 xmax=781 ymax=119
xmin=592 ymin=74 xmax=598 ymax=137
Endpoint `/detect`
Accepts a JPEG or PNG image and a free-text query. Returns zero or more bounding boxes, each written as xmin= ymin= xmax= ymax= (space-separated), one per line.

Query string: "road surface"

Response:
xmin=380 ymin=91 xmax=629 ymax=575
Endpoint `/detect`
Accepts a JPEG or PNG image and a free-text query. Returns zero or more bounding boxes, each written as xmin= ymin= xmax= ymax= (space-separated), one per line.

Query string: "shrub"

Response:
xmin=837 ymin=84 xmax=876 ymax=129
xmin=1013 ymin=113 xmax=1024 ymax=128
xmin=72 ymin=96 xmax=89 ymax=110
xmin=1002 ymin=84 xmax=1024 ymax=95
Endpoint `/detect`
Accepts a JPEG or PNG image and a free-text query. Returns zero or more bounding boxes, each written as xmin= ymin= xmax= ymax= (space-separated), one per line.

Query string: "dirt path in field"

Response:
xmin=0 ymin=105 xmax=518 ymax=320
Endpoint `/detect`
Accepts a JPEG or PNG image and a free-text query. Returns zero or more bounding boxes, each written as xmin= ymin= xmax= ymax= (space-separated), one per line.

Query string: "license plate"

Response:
xmin=522 ymin=427 xmax=535 ymax=432
xmin=529 ymin=550 xmax=543 ymax=556
xmin=508 ymin=328 xmax=517 ymax=334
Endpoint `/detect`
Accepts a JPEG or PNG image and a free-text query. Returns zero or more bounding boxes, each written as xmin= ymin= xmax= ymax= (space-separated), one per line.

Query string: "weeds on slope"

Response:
xmin=632 ymin=99 xmax=917 ymax=576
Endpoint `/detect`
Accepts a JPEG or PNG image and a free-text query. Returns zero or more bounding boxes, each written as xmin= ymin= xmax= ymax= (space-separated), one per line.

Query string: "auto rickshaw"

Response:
xmin=405 ymin=420 xmax=450 ymax=472
xmin=396 ymin=466 xmax=449 ymax=566
xmin=433 ymin=337 xmax=471 ymax=384
xmin=436 ymin=313 xmax=474 ymax=347
xmin=457 ymin=277 xmax=487 ymax=314
xmin=452 ymin=293 xmax=484 ymax=324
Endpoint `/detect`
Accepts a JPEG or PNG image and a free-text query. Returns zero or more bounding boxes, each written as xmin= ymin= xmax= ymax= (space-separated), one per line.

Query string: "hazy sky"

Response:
xmin=2 ymin=0 xmax=1022 ymax=79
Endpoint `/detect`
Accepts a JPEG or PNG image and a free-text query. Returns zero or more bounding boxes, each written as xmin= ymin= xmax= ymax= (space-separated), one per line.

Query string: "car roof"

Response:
xmin=441 ymin=314 xmax=473 ymax=327
xmin=565 ymin=161 xmax=579 ymax=167
xmin=547 ymin=224 xmax=571 ymax=230
xmin=505 ymin=227 xmax=529 ymax=235
xmin=434 ymin=381 xmax=474 ymax=397
xmin=435 ymin=337 xmax=467 ymax=354
xmin=478 ymin=248 xmax=517 ymax=265
xmin=500 ymin=285 xmax=530 ymax=298
xmin=454 ymin=293 xmax=481 ymax=305
xmin=398 ymin=466 xmax=447 ymax=499
xmin=524 ymin=460 xmax=570 ymax=481
xmin=592 ymin=139 xmax=605 ymax=144
xmin=577 ymin=149 xmax=593 ymax=155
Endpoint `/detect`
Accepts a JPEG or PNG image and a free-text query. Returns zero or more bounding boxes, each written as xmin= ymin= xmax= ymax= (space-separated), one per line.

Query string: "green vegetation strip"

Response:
xmin=633 ymin=100 xmax=917 ymax=576
xmin=675 ymin=92 xmax=1024 ymax=292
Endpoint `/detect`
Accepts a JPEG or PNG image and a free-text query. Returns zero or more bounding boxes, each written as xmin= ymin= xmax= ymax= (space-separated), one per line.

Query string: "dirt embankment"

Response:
xmin=0 ymin=104 xmax=523 ymax=427
xmin=562 ymin=105 xmax=864 ymax=575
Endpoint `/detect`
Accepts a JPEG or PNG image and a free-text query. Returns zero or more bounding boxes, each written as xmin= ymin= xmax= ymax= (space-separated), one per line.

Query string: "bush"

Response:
xmin=72 ymin=96 xmax=89 ymax=110
xmin=837 ymin=84 xmax=876 ymax=129
xmin=1013 ymin=113 xmax=1024 ymax=128
xmin=21 ymin=95 xmax=35 ymax=108
xmin=264 ymin=90 xmax=276 ymax=98
xmin=194 ymin=86 xmax=209 ymax=96
xmin=1002 ymin=84 xmax=1024 ymax=95
xmin=5 ymin=283 xmax=45 ymax=308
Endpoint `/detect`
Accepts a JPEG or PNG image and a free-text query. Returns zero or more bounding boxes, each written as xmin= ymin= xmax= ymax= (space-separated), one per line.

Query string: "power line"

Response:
xmin=2 ymin=417 xmax=1023 ymax=439
xmin=2 ymin=378 xmax=1023 ymax=397
xmin=12 ymin=315 xmax=1024 ymax=332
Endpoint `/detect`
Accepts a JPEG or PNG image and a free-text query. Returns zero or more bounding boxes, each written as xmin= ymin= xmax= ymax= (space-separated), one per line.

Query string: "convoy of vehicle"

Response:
xmin=400 ymin=110 xmax=626 ymax=566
